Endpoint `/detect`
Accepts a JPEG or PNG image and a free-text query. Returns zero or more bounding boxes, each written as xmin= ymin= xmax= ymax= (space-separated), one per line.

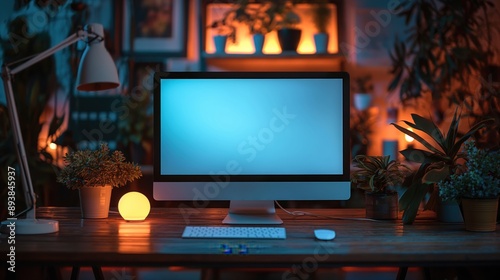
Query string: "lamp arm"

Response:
xmin=9 ymin=30 xmax=87 ymax=75
xmin=1 ymin=27 xmax=95 ymax=219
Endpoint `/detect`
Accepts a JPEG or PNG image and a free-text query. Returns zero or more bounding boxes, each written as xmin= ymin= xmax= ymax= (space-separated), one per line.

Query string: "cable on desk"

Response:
xmin=274 ymin=201 xmax=381 ymax=222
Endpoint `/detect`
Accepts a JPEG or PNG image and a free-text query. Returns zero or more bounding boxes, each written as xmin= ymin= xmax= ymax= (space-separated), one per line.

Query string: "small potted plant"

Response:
xmin=351 ymin=155 xmax=411 ymax=220
xmin=208 ymin=10 xmax=237 ymax=54
xmin=57 ymin=143 xmax=142 ymax=218
xmin=311 ymin=0 xmax=332 ymax=54
xmin=351 ymin=75 xmax=374 ymax=111
xmin=391 ymin=108 xmax=494 ymax=224
xmin=234 ymin=1 xmax=275 ymax=54
xmin=274 ymin=0 xmax=301 ymax=53
xmin=350 ymin=75 xmax=374 ymax=157
xmin=438 ymin=140 xmax=500 ymax=231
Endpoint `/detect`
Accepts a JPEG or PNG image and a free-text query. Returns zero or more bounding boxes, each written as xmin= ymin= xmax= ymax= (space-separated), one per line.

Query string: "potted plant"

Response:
xmin=273 ymin=0 xmax=301 ymax=53
xmin=351 ymin=155 xmax=411 ymax=220
xmin=438 ymin=140 xmax=500 ymax=231
xmin=311 ymin=0 xmax=332 ymax=54
xmin=234 ymin=1 xmax=276 ymax=54
xmin=391 ymin=108 xmax=494 ymax=224
xmin=350 ymin=75 xmax=374 ymax=157
xmin=352 ymin=75 xmax=374 ymax=111
xmin=57 ymin=143 xmax=142 ymax=218
xmin=207 ymin=9 xmax=237 ymax=54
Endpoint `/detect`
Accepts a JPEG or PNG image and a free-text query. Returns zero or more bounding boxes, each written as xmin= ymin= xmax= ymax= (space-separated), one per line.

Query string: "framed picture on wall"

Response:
xmin=122 ymin=0 xmax=188 ymax=56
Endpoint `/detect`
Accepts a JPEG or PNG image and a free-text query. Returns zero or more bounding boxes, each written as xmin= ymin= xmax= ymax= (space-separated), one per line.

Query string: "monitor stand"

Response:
xmin=222 ymin=200 xmax=283 ymax=225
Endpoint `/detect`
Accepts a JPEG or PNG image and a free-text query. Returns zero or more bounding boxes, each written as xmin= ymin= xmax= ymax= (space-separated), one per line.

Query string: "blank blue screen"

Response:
xmin=160 ymin=78 xmax=344 ymax=175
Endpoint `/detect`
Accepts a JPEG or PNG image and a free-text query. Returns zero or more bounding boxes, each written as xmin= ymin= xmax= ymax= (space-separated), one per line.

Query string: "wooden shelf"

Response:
xmin=203 ymin=52 xmax=345 ymax=72
xmin=203 ymin=52 xmax=344 ymax=59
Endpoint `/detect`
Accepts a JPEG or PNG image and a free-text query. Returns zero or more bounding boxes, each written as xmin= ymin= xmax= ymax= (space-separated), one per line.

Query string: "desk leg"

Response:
xmin=396 ymin=267 xmax=408 ymax=280
xmin=201 ymin=268 xmax=219 ymax=280
xmin=92 ymin=266 xmax=105 ymax=280
xmin=70 ymin=266 xmax=80 ymax=280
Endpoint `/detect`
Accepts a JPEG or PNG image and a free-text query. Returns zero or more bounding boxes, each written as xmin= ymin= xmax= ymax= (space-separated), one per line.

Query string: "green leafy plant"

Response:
xmin=0 ymin=15 xmax=66 ymax=214
xmin=208 ymin=3 xmax=240 ymax=44
xmin=391 ymin=108 xmax=494 ymax=224
xmin=231 ymin=0 xmax=276 ymax=35
xmin=312 ymin=1 xmax=332 ymax=34
xmin=57 ymin=143 xmax=142 ymax=190
xmin=388 ymin=0 xmax=497 ymax=122
xmin=351 ymin=75 xmax=373 ymax=93
xmin=350 ymin=109 xmax=375 ymax=157
xmin=274 ymin=0 xmax=300 ymax=29
xmin=438 ymin=140 xmax=500 ymax=201
xmin=351 ymin=155 xmax=411 ymax=194
xmin=464 ymin=65 xmax=500 ymax=149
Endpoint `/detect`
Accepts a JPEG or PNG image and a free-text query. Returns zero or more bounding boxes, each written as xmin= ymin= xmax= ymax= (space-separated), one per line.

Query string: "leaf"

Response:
xmin=411 ymin=114 xmax=446 ymax=147
xmin=444 ymin=108 xmax=460 ymax=152
xmin=399 ymin=148 xmax=444 ymax=163
xmin=392 ymin=122 xmax=443 ymax=155
xmin=450 ymin=117 xmax=495 ymax=157
xmin=421 ymin=164 xmax=450 ymax=183
xmin=400 ymin=180 xmax=430 ymax=224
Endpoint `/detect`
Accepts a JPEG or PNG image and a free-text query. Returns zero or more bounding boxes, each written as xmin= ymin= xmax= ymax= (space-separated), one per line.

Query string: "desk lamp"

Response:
xmin=1 ymin=23 xmax=119 ymax=234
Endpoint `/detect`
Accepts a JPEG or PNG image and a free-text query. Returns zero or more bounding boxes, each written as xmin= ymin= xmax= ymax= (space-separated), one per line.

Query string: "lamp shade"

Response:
xmin=76 ymin=23 xmax=120 ymax=91
xmin=118 ymin=192 xmax=151 ymax=221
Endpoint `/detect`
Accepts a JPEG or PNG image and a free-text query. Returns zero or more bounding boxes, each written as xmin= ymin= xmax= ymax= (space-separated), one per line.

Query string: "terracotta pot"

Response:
xmin=79 ymin=185 xmax=112 ymax=218
xmin=365 ymin=192 xmax=398 ymax=220
xmin=461 ymin=198 xmax=498 ymax=232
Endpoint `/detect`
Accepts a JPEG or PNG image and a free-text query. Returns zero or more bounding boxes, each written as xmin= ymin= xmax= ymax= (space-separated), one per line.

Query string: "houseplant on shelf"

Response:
xmin=225 ymin=0 xmax=275 ymax=54
xmin=57 ymin=143 xmax=142 ymax=218
xmin=391 ymin=108 xmax=494 ymax=224
xmin=207 ymin=8 xmax=238 ymax=54
xmin=311 ymin=0 xmax=332 ymax=54
xmin=273 ymin=0 xmax=301 ymax=53
xmin=438 ymin=140 xmax=500 ymax=231
xmin=351 ymin=155 xmax=411 ymax=220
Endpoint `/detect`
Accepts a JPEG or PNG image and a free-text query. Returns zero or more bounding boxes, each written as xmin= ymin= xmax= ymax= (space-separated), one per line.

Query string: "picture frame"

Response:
xmin=122 ymin=0 xmax=188 ymax=57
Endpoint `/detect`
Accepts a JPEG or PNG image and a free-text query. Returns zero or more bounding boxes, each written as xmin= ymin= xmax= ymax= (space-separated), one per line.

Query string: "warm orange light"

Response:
xmin=118 ymin=192 xmax=151 ymax=221
xmin=405 ymin=128 xmax=414 ymax=143
xmin=49 ymin=142 xmax=57 ymax=150
xmin=205 ymin=3 xmax=338 ymax=54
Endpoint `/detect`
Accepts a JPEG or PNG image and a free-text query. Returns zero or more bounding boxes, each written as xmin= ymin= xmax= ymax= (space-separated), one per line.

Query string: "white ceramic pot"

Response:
xmin=79 ymin=185 xmax=112 ymax=218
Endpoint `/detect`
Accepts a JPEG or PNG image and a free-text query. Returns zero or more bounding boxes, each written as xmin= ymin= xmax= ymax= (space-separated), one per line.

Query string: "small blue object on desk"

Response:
xmin=314 ymin=229 xmax=336 ymax=241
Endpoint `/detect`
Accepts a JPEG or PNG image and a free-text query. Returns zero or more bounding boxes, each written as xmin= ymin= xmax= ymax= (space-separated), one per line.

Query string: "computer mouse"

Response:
xmin=314 ymin=229 xmax=336 ymax=241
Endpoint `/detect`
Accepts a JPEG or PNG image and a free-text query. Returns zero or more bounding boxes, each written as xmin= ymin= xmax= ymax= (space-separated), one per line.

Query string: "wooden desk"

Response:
xmin=2 ymin=207 xmax=500 ymax=277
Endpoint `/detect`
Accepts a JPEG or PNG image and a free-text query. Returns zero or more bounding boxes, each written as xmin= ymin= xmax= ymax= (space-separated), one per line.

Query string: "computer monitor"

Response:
xmin=153 ymin=72 xmax=351 ymax=224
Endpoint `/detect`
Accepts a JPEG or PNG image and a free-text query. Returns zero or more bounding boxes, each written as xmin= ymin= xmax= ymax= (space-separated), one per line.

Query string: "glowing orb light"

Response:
xmin=118 ymin=192 xmax=151 ymax=221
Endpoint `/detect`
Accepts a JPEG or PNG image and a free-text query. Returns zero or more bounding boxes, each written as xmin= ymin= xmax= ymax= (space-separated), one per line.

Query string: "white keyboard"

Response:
xmin=182 ymin=226 xmax=286 ymax=239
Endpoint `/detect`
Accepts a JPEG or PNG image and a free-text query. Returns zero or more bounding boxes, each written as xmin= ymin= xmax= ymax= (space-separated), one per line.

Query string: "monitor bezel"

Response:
xmin=153 ymin=71 xmax=351 ymax=184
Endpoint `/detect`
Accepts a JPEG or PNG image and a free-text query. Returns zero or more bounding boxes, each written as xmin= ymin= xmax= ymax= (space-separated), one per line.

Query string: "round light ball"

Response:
xmin=118 ymin=192 xmax=150 ymax=221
